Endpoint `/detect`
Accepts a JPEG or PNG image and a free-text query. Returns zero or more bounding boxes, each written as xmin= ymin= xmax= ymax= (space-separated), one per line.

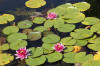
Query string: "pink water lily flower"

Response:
xmin=15 ymin=47 xmax=30 ymax=60
xmin=53 ymin=43 xmax=65 ymax=52
xmin=47 ymin=12 xmax=57 ymax=19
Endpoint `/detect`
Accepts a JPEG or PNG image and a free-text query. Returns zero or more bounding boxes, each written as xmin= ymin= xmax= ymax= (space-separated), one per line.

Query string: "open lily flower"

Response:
xmin=53 ymin=43 xmax=65 ymax=52
xmin=47 ymin=12 xmax=57 ymax=19
xmin=15 ymin=47 xmax=30 ymax=60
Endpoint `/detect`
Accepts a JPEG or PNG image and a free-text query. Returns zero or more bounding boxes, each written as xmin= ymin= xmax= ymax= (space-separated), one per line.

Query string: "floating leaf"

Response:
xmin=0 ymin=53 xmax=14 ymax=66
xmin=44 ymin=20 xmax=54 ymax=28
xmin=10 ymin=40 xmax=27 ymax=50
xmin=0 ymin=14 xmax=15 ymax=24
xmin=82 ymin=17 xmax=100 ymax=25
xmin=33 ymin=17 xmax=46 ymax=24
xmin=0 ymin=43 xmax=9 ymax=50
xmin=7 ymin=33 xmax=27 ymax=43
xmin=3 ymin=26 xmax=19 ymax=35
xmin=64 ymin=46 xmax=74 ymax=52
xmin=22 ymin=29 xmax=33 ymax=34
xmin=73 ymin=2 xmax=90 ymax=11
xmin=42 ymin=34 xmax=60 ymax=43
xmin=91 ymin=23 xmax=100 ymax=34
xmin=57 ymin=24 xmax=75 ymax=32
xmin=46 ymin=52 xmax=62 ymax=63
xmin=42 ymin=43 xmax=54 ymax=50
xmin=17 ymin=20 xmax=33 ymax=29
xmin=62 ymin=7 xmax=80 ymax=19
xmin=25 ymin=0 xmax=46 ymax=8
xmin=28 ymin=31 xmax=41 ymax=41
xmin=33 ymin=26 xmax=47 ymax=32
xmin=71 ymin=28 xmax=93 ymax=39
xmin=88 ymin=43 xmax=100 ymax=51
xmin=43 ymin=48 xmax=53 ymax=54
xmin=60 ymin=37 xmax=76 ymax=45
xmin=26 ymin=55 xmax=46 ymax=66
xmin=32 ymin=47 xmax=43 ymax=58
xmin=65 ymin=13 xmax=85 ymax=23
xmin=63 ymin=52 xmax=76 ymax=63
xmin=76 ymin=40 xmax=88 ymax=46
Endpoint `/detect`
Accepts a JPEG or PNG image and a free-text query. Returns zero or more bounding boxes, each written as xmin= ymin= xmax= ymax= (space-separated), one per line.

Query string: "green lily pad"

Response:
xmin=91 ymin=23 xmax=100 ymax=34
xmin=0 ymin=43 xmax=9 ymax=50
xmin=46 ymin=52 xmax=62 ymax=63
xmin=73 ymin=2 xmax=90 ymax=11
xmin=88 ymin=42 xmax=100 ymax=51
xmin=82 ymin=17 xmax=100 ymax=25
xmin=33 ymin=17 xmax=46 ymax=24
xmin=26 ymin=55 xmax=46 ymax=66
xmin=63 ymin=52 xmax=76 ymax=63
xmin=25 ymin=0 xmax=46 ymax=8
xmin=33 ymin=26 xmax=47 ymax=32
xmin=10 ymin=40 xmax=27 ymax=50
xmin=44 ymin=20 xmax=54 ymax=28
xmin=32 ymin=47 xmax=43 ymax=58
xmin=65 ymin=13 xmax=85 ymax=23
xmin=43 ymin=48 xmax=53 ymax=54
xmin=71 ymin=28 xmax=93 ymax=39
xmin=7 ymin=33 xmax=27 ymax=43
xmin=42 ymin=34 xmax=60 ymax=43
xmin=17 ymin=20 xmax=33 ymax=29
xmin=42 ymin=43 xmax=54 ymax=50
xmin=28 ymin=31 xmax=41 ymax=41
xmin=60 ymin=37 xmax=76 ymax=45
xmin=0 ymin=53 xmax=14 ymax=66
xmin=64 ymin=46 xmax=74 ymax=52
xmin=76 ymin=40 xmax=88 ymax=46
xmin=3 ymin=26 xmax=19 ymax=35
xmin=57 ymin=24 xmax=75 ymax=32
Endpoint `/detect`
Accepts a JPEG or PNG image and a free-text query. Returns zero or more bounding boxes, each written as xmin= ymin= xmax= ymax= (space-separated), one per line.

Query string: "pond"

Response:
xmin=0 ymin=0 xmax=100 ymax=66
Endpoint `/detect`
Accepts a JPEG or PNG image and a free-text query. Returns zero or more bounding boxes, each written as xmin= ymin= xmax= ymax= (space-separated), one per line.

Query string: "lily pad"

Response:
xmin=28 ymin=31 xmax=41 ymax=41
xmin=7 ymin=33 xmax=27 ymax=43
xmin=0 ymin=43 xmax=9 ymax=50
xmin=60 ymin=37 xmax=76 ymax=45
xmin=0 ymin=53 xmax=14 ymax=66
xmin=42 ymin=34 xmax=60 ymax=43
xmin=71 ymin=28 xmax=93 ymax=39
xmin=42 ymin=43 xmax=54 ymax=50
xmin=91 ymin=23 xmax=100 ymax=34
xmin=17 ymin=20 xmax=33 ymax=29
xmin=82 ymin=17 xmax=100 ymax=25
xmin=63 ymin=52 xmax=76 ymax=63
xmin=73 ymin=2 xmax=90 ymax=11
xmin=10 ymin=40 xmax=27 ymax=50
xmin=46 ymin=52 xmax=62 ymax=63
xmin=32 ymin=47 xmax=43 ymax=58
xmin=26 ymin=55 xmax=46 ymax=66
xmin=57 ymin=24 xmax=75 ymax=32
xmin=33 ymin=26 xmax=47 ymax=32
xmin=33 ymin=17 xmax=46 ymax=24
xmin=25 ymin=0 xmax=46 ymax=8
xmin=3 ymin=26 xmax=19 ymax=35
xmin=76 ymin=40 xmax=88 ymax=46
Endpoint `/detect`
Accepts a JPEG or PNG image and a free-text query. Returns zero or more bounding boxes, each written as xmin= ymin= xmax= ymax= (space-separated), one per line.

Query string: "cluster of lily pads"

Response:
xmin=1 ymin=2 xmax=100 ymax=66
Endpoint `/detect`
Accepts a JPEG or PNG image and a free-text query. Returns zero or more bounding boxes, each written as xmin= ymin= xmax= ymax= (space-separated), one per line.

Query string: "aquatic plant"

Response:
xmin=0 ymin=14 xmax=15 ymax=24
xmin=0 ymin=53 xmax=14 ymax=66
xmin=15 ymin=47 xmax=30 ymax=60
xmin=2 ymin=1 xmax=100 ymax=66
xmin=25 ymin=0 xmax=46 ymax=8
xmin=53 ymin=43 xmax=65 ymax=52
